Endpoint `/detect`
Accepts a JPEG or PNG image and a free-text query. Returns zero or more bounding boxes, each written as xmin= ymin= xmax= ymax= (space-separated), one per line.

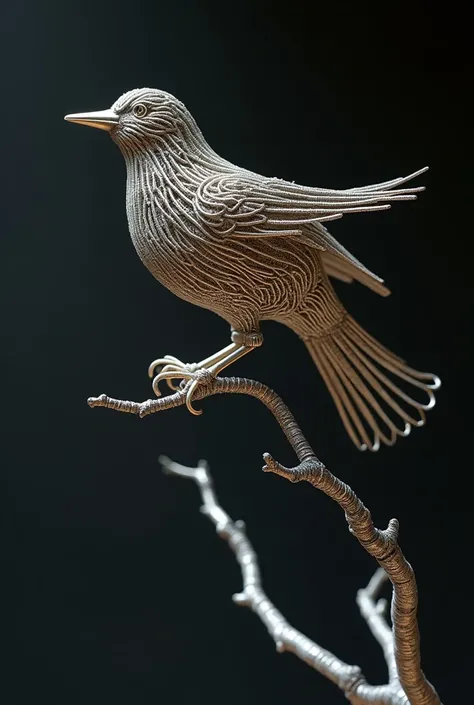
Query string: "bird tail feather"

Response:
xmin=303 ymin=316 xmax=440 ymax=451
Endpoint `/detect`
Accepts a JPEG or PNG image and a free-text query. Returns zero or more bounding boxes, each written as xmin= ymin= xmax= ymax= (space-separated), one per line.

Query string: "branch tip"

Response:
xmin=158 ymin=454 xmax=173 ymax=474
xmin=87 ymin=394 xmax=107 ymax=407
xmin=232 ymin=592 xmax=249 ymax=606
xmin=90 ymin=375 xmax=441 ymax=705
xmin=262 ymin=453 xmax=297 ymax=481
xmin=275 ymin=640 xmax=285 ymax=653
xmin=386 ymin=517 xmax=400 ymax=540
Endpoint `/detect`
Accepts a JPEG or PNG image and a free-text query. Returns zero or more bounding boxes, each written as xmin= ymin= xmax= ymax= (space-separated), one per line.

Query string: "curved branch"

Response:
xmin=88 ymin=375 xmax=441 ymax=705
xmin=89 ymin=374 xmax=315 ymax=461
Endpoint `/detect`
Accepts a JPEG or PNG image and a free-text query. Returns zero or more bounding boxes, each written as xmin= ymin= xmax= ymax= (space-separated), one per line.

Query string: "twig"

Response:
xmin=357 ymin=568 xmax=398 ymax=684
xmin=159 ymin=455 xmax=364 ymax=700
xmin=89 ymin=375 xmax=441 ymax=705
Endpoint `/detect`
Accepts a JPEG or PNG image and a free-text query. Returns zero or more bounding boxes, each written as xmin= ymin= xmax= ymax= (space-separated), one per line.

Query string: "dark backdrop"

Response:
xmin=2 ymin=1 xmax=470 ymax=703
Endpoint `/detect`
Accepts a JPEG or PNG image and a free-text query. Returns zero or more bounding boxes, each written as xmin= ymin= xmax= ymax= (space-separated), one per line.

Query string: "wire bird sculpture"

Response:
xmin=65 ymin=87 xmax=440 ymax=451
xmin=66 ymin=90 xmax=444 ymax=704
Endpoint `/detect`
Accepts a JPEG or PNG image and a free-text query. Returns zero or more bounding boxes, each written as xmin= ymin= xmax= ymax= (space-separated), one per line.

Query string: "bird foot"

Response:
xmin=148 ymin=355 xmax=198 ymax=392
xmin=148 ymin=356 xmax=215 ymax=416
xmin=147 ymin=337 xmax=258 ymax=416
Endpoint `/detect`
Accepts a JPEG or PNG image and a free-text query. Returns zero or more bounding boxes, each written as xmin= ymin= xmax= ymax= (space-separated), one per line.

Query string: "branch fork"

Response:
xmin=88 ymin=374 xmax=442 ymax=705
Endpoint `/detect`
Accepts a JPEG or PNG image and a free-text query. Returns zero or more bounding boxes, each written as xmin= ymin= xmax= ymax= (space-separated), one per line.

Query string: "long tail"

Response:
xmin=303 ymin=315 xmax=440 ymax=451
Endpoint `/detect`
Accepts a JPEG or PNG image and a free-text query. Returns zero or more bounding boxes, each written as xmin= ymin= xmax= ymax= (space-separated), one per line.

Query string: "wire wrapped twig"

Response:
xmin=88 ymin=375 xmax=441 ymax=705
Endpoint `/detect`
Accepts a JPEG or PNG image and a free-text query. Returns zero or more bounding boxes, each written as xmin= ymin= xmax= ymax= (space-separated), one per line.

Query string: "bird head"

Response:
xmin=64 ymin=88 xmax=195 ymax=152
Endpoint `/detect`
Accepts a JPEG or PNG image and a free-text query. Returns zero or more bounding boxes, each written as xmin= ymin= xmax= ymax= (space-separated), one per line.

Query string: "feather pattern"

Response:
xmin=193 ymin=169 xmax=427 ymax=296
xmin=96 ymin=87 xmax=439 ymax=450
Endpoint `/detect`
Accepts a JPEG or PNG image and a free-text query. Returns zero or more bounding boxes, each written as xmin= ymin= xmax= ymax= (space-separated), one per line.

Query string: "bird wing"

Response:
xmin=194 ymin=167 xmax=428 ymax=297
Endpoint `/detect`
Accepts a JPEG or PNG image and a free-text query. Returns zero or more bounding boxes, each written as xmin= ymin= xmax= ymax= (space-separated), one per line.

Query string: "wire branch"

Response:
xmin=89 ymin=374 xmax=441 ymax=705
xmin=159 ymin=455 xmax=365 ymax=700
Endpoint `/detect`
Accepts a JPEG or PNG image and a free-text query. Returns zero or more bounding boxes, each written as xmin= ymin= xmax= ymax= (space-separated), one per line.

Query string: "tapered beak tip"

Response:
xmin=64 ymin=108 xmax=119 ymax=132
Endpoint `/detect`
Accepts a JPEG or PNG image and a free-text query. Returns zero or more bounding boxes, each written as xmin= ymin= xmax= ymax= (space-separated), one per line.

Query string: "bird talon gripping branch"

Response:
xmin=66 ymin=88 xmax=440 ymax=451
xmin=183 ymin=369 xmax=216 ymax=416
xmin=149 ymin=358 xmax=216 ymax=415
xmin=148 ymin=356 xmax=199 ymax=394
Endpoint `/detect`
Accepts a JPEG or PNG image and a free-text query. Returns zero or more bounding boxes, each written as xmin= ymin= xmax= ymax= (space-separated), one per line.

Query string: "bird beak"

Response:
xmin=64 ymin=108 xmax=119 ymax=132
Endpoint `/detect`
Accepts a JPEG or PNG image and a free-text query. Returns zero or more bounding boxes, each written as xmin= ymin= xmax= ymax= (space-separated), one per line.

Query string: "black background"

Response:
xmin=2 ymin=1 xmax=470 ymax=703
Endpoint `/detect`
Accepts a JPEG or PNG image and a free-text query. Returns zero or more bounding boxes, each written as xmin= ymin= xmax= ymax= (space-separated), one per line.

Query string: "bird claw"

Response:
xmin=148 ymin=356 xmax=199 ymax=392
xmin=148 ymin=355 xmax=190 ymax=379
xmin=148 ymin=357 xmax=213 ymax=416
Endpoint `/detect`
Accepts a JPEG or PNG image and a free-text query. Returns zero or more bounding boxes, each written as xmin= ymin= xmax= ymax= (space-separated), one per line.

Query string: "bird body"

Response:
xmin=65 ymin=88 xmax=440 ymax=451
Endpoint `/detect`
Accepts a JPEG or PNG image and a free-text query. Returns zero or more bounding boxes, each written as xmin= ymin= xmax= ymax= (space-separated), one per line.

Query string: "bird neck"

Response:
xmin=117 ymin=128 xmax=235 ymax=186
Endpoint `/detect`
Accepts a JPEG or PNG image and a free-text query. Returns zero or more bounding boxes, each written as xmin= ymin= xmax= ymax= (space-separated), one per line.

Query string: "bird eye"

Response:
xmin=133 ymin=103 xmax=148 ymax=118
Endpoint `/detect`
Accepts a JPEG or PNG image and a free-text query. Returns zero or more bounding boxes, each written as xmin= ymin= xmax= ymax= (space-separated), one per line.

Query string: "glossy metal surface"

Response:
xmin=64 ymin=108 xmax=119 ymax=131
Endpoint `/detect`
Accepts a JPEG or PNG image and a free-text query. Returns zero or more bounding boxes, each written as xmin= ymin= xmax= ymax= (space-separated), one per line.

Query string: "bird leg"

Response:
xmin=148 ymin=331 xmax=263 ymax=416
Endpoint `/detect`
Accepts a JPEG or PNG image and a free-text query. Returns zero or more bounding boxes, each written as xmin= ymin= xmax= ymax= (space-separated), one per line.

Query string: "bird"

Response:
xmin=65 ymin=87 xmax=440 ymax=451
